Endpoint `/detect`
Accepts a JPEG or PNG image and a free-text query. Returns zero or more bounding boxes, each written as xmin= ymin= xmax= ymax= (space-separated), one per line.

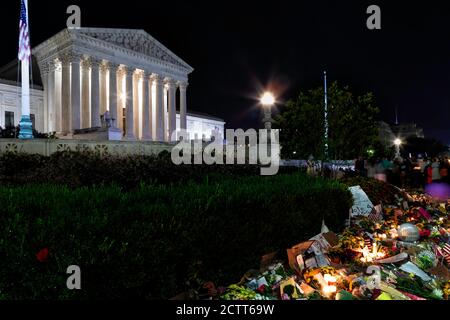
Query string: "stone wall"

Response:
xmin=0 ymin=139 xmax=173 ymax=157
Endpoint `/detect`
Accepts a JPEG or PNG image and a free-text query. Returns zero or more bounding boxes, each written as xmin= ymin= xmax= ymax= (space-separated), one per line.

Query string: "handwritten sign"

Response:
xmin=349 ymin=185 xmax=374 ymax=217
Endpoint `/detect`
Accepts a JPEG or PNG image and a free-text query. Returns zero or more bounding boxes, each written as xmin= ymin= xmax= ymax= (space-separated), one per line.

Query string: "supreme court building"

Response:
xmin=0 ymin=27 xmax=225 ymax=142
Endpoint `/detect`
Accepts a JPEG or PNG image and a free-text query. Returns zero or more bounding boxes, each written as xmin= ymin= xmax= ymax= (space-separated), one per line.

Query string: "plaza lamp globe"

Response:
xmin=260 ymin=92 xmax=276 ymax=130
xmin=394 ymin=138 xmax=402 ymax=147
xmin=260 ymin=92 xmax=275 ymax=107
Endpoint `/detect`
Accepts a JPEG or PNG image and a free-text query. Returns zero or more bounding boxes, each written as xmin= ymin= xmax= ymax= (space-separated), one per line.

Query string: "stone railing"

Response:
xmin=0 ymin=139 xmax=173 ymax=157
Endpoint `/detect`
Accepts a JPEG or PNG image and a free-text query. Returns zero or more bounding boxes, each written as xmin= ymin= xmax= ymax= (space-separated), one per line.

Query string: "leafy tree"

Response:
xmin=403 ymin=137 xmax=448 ymax=158
xmin=275 ymin=82 xmax=380 ymax=160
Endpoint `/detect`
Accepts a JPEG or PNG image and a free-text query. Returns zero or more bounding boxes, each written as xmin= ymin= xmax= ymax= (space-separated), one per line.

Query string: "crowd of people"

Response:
xmin=355 ymin=155 xmax=450 ymax=188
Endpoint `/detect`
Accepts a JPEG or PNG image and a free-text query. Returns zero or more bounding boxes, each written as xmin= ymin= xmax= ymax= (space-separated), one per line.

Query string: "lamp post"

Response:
xmin=260 ymin=92 xmax=275 ymax=157
xmin=260 ymin=92 xmax=275 ymax=130
xmin=394 ymin=138 xmax=402 ymax=158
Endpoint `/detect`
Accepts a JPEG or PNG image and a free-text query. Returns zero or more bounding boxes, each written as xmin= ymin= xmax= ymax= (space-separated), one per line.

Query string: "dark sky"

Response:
xmin=1 ymin=0 xmax=449 ymax=144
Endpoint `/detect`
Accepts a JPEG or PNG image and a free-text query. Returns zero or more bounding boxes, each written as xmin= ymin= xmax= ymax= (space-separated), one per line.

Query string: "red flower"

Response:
xmin=256 ymin=285 xmax=267 ymax=294
xmin=419 ymin=230 xmax=431 ymax=238
xmin=36 ymin=248 xmax=49 ymax=262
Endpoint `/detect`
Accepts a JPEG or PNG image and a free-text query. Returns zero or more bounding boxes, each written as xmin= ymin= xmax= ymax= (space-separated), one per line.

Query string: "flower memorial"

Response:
xmin=214 ymin=189 xmax=450 ymax=300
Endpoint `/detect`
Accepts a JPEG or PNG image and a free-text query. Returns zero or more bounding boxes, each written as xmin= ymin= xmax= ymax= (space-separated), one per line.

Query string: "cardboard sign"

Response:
xmin=349 ymin=186 xmax=374 ymax=217
xmin=315 ymin=254 xmax=331 ymax=267
xmin=310 ymin=232 xmax=339 ymax=253
xmin=280 ymin=277 xmax=301 ymax=299
xmin=260 ymin=252 xmax=277 ymax=271
xmin=287 ymin=241 xmax=315 ymax=274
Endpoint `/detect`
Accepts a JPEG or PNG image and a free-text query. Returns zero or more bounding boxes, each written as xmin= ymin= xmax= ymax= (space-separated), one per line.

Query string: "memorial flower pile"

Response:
xmin=217 ymin=190 xmax=450 ymax=300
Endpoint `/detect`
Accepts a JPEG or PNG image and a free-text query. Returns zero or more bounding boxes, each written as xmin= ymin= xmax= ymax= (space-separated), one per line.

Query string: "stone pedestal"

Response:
xmin=72 ymin=127 xmax=123 ymax=141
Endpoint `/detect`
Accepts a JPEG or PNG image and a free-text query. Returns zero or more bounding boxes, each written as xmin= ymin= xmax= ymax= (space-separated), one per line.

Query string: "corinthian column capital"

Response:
xmin=59 ymin=51 xmax=83 ymax=65
xmin=86 ymin=58 xmax=102 ymax=70
xmin=81 ymin=58 xmax=91 ymax=70
xmin=164 ymin=78 xmax=177 ymax=89
xmin=178 ymin=81 xmax=189 ymax=91
xmin=151 ymin=73 xmax=164 ymax=84
xmin=120 ymin=65 xmax=136 ymax=77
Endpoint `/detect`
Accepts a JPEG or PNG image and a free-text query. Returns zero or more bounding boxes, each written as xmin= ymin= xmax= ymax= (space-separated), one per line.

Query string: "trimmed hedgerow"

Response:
xmin=0 ymin=151 xmax=306 ymax=188
xmin=0 ymin=173 xmax=352 ymax=300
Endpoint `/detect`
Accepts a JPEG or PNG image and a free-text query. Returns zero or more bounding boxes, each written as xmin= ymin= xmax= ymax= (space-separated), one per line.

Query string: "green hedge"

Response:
xmin=0 ymin=173 xmax=352 ymax=300
xmin=0 ymin=151 xmax=306 ymax=188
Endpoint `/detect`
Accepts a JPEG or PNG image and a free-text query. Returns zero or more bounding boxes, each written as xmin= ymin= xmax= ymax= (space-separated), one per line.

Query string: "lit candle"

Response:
xmin=323 ymin=274 xmax=337 ymax=296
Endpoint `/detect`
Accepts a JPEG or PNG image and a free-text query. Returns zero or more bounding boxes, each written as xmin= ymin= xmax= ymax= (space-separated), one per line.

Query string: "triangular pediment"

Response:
xmin=74 ymin=28 xmax=193 ymax=72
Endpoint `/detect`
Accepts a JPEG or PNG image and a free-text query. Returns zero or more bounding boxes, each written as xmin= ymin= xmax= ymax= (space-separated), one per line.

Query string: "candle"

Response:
xmin=323 ymin=274 xmax=337 ymax=296
xmin=314 ymin=273 xmax=337 ymax=297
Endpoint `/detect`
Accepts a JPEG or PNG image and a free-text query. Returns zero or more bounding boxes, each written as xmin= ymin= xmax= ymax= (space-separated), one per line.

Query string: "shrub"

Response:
xmin=340 ymin=176 xmax=403 ymax=205
xmin=0 ymin=173 xmax=352 ymax=300
xmin=0 ymin=151 xmax=305 ymax=189
xmin=0 ymin=151 xmax=263 ymax=188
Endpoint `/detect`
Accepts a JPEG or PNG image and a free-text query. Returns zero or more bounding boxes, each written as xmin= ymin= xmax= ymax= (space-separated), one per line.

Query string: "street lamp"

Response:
xmin=394 ymin=138 xmax=402 ymax=158
xmin=260 ymin=92 xmax=275 ymax=130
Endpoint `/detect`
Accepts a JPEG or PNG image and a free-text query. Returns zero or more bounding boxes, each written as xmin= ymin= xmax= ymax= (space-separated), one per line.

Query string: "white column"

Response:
xmin=108 ymin=63 xmax=120 ymax=128
xmin=166 ymin=79 xmax=177 ymax=142
xmin=133 ymin=71 xmax=140 ymax=138
xmin=117 ymin=67 xmax=125 ymax=131
xmin=60 ymin=54 xmax=71 ymax=134
xmin=47 ymin=62 xmax=56 ymax=133
xmin=55 ymin=63 xmax=62 ymax=134
xmin=100 ymin=63 xmax=108 ymax=115
xmin=163 ymin=86 xmax=168 ymax=142
xmin=91 ymin=59 xmax=101 ymax=128
xmin=71 ymin=54 xmax=82 ymax=132
xmin=40 ymin=63 xmax=49 ymax=133
xmin=152 ymin=74 xmax=164 ymax=142
xmin=81 ymin=59 xmax=91 ymax=129
xmin=179 ymin=82 xmax=188 ymax=131
xmin=124 ymin=67 xmax=136 ymax=140
xmin=142 ymin=71 xmax=152 ymax=140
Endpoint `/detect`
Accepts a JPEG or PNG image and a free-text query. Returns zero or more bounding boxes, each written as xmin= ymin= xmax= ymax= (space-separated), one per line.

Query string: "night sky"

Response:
xmin=0 ymin=0 xmax=449 ymax=144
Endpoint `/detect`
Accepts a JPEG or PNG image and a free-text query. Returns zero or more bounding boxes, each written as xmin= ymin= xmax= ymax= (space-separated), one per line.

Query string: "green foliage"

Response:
xmin=275 ymin=82 xmax=380 ymax=160
xmin=403 ymin=137 xmax=449 ymax=158
xmin=0 ymin=174 xmax=352 ymax=300
xmin=0 ymin=151 xmax=263 ymax=189
xmin=340 ymin=176 xmax=403 ymax=205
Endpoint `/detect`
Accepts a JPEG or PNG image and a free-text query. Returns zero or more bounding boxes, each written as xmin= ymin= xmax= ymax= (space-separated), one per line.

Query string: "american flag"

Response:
xmin=18 ymin=0 xmax=31 ymax=61
xmin=364 ymin=237 xmax=373 ymax=251
xmin=442 ymin=243 xmax=450 ymax=265
xmin=367 ymin=204 xmax=383 ymax=222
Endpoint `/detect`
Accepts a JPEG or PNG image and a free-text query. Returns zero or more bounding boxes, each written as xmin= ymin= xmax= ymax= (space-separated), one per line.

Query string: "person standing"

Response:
xmin=432 ymin=158 xmax=441 ymax=182
xmin=366 ymin=158 xmax=376 ymax=179
xmin=440 ymin=157 xmax=449 ymax=184
xmin=355 ymin=156 xmax=366 ymax=177
xmin=423 ymin=158 xmax=433 ymax=186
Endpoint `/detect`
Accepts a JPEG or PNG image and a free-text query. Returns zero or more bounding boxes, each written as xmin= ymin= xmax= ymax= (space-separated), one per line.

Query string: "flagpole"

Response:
xmin=323 ymin=71 xmax=329 ymax=160
xmin=19 ymin=0 xmax=33 ymax=139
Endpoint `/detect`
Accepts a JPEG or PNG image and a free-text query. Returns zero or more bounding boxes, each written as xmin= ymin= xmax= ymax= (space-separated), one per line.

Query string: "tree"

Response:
xmin=402 ymin=137 xmax=448 ymax=158
xmin=275 ymin=82 xmax=380 ymax=160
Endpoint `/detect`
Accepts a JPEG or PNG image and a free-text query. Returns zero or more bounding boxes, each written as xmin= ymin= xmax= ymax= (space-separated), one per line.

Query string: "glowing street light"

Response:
xmin=260 ymin=92 xmax=275 ymax=107
xmin=260 ymin=91 xmax=275 ymax=130
xmin=394 ymin=138 xmax=402 ymax=158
